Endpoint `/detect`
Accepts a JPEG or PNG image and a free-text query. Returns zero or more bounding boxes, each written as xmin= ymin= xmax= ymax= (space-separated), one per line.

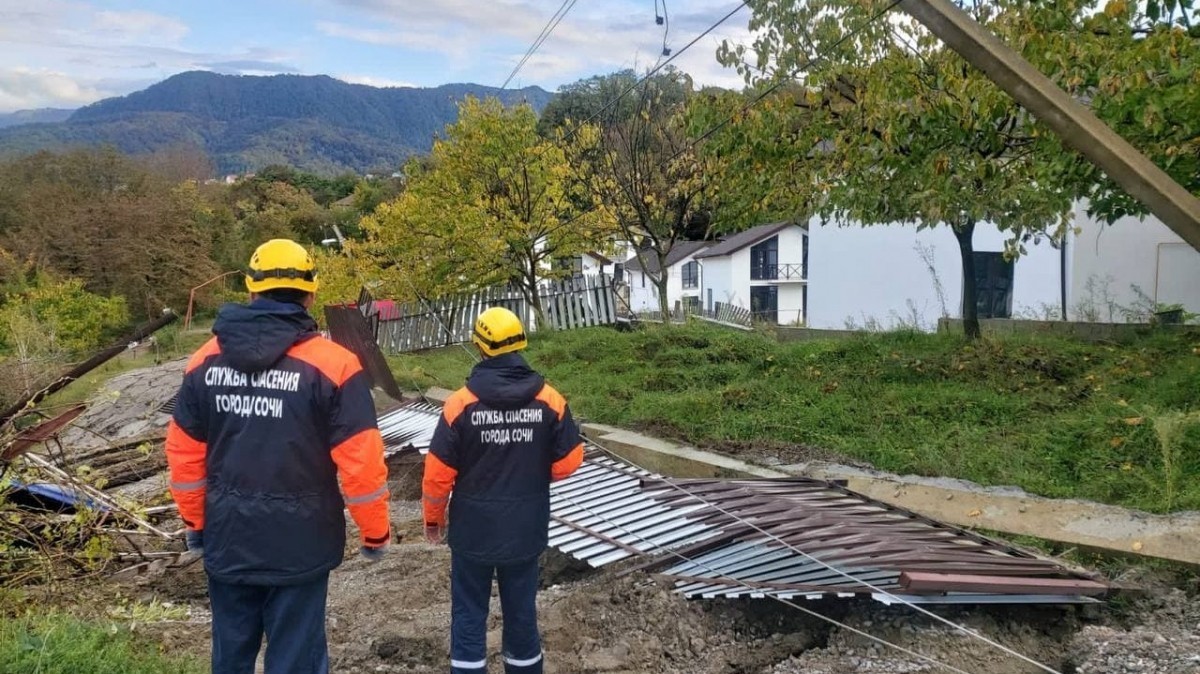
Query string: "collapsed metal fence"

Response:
xmin=366 ymin=275 xmax=618 ymax=354
xmin=380 ymin=398 xmax=1108 ymax=605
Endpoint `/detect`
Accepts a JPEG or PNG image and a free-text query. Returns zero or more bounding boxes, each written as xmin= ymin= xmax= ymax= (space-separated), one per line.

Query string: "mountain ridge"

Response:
xmin=0 ymin=72 xmax=553 ymax=174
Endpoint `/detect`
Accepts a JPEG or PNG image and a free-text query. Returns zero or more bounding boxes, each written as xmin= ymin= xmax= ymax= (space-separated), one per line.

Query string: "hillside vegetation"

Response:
xmin=0 ymin=72 xmax=552 ymax=174
xmin=391 ymin=323 xmax=1200 ymax=514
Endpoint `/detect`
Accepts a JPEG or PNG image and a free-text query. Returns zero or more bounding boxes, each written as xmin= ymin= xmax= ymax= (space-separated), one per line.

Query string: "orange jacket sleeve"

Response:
xmin=331 ymin=427 xmax=391 ymax=547
xmin=422 ymin=389 xmax=474 ymax=526
xmin=536 ymin=384 xmax=584 ymax=482
xmin=165 ymin=419 xmax=207 ymax=530
xmin=164 ymin=339 xmax=219 ymax=530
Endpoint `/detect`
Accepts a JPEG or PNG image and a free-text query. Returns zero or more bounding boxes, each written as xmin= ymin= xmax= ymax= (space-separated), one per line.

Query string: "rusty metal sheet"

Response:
xmin=637 ymin=477 xmax=1107 ymax=603
xmin=2 ymin=404 xmax=86 ymax=461
xmin=324 ymin=305 xmax=403 ymax=401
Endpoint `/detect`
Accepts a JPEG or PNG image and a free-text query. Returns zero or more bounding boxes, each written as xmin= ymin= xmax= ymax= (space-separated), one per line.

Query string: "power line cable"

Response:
xmin=501 ymin=0 xmax=580 ymax=90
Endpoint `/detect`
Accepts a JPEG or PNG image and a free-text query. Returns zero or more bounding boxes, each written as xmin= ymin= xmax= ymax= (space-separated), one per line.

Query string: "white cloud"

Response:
xmin=320 ymin=0 xmax=752 ymax=89
xmin=91 ymin=9 xmax=190 ymax=44
xmin=0 ymin=1 xmax=301 ymax=111
xmin=0 ymin=67 xmax=112 ymax=111
xmin=337 ymin=74 xmax=417 ymax=88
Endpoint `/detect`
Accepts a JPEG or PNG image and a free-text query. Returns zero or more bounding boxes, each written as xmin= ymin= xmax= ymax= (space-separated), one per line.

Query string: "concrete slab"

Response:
xmin=423 ymin=387 xmax=457 ymax=404
xmin=580 ymin=423 xmax=789 ymax=479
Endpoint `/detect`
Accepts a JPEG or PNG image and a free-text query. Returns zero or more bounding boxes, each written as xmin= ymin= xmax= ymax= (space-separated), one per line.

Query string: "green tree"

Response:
xmin=1022 ymin=0 xmax=1199 ymax=222
xmin=538 ymin=69 xmax=691 ymax=137
xmin=573 ymin=74 xmax=716 ymax=321
xmin=716 ymin=0 xmax=1085 ymax=337
xmin=360 ymin=97 xmax=613 ymax=322
xmin=0 ymin=148 xmax=221 ymax=317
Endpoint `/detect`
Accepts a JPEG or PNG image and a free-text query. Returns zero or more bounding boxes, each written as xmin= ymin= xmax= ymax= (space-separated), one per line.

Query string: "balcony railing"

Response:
xmin=750 ymin=263 xmax=806 ymax=281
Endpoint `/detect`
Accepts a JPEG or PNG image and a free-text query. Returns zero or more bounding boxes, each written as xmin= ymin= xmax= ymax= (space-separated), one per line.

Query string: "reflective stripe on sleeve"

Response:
xmin=343 ymin=485 xmax=387 ymax=505
xmin=170 ymin=479 xmax=206 ymax=491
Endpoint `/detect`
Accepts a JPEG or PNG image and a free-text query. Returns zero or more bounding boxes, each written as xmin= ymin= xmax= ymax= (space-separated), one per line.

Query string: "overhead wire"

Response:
xmin=501 ymin=0 xmax=580 ymax=90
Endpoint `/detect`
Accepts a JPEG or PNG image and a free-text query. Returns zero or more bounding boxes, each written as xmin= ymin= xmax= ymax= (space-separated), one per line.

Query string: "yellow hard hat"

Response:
xmin=245 ymin=239 xmax=319 ymax=294
xmin=472 ymin=307 xmax=527 ymax=357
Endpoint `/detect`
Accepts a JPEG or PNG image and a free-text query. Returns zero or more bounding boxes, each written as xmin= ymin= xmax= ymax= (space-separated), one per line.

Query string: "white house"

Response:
xmin=624 ymin=241 xmax=712 ymax=314
xmin=802 ymin=202 xmax=1200 ymax=330
xmin=696 ymin=222 xmax=810 ymax=325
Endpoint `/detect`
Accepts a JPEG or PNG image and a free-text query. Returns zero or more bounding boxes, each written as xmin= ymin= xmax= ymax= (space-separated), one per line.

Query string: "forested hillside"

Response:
xmin=0 ymin=72 xmax=552 ymax=174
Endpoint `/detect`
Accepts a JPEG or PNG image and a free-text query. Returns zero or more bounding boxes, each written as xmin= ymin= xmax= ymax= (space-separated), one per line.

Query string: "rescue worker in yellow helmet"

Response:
xmin=166 ymin=238 xmax=391 ymax=674
xmin=423 ymin=307 xmax=584 ymax=674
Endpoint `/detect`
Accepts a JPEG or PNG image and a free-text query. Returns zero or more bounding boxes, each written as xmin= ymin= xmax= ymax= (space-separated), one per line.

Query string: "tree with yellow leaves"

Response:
xmin=358 ymin=97 xmax=613 ymax=323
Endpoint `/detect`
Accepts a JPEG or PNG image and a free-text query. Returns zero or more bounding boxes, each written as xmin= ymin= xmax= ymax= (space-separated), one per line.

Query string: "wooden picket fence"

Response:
xmin=371 ymin=275 xmax=618 ymax=354
xmin=695 ymin=301 xmax=754 ymax=330
xmin=634 ymin=300 xmax=754 ymax=330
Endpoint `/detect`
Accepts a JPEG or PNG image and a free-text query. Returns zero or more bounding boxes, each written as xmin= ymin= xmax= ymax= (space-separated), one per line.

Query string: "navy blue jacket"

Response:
xmin=423 ymin=353 xmax=584 ymax=564
xmin=165 ymin=299 xmax=390 ymax=586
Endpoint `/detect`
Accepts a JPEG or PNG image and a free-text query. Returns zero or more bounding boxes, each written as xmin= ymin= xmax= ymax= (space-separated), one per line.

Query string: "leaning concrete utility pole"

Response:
xmin=896 ymin=0 xmax=1200 ymax=252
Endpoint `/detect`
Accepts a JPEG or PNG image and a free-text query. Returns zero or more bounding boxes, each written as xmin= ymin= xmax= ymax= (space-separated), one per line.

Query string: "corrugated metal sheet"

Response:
xmin=378 ymin=401 xmax=443 ymax=454
xmin=325 ymin=304 xmax=404 ymax=401
xmin=383 ymin=401 xmax=1106 ymax=604
xmin=549 ymin=451 xmax=716 ymax=567
xmin=635 ymin=478 xmax=1107 ymax=604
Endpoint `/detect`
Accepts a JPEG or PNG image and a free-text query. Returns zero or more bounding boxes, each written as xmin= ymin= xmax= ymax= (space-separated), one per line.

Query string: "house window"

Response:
xmin=613 ymin=262 xmax=624 ymax=284
xmin=681 ymin=261 xmax=699 ymax=289
xmin=802 ymin=285 xmax=808 ymax=324
xmin=682 ymin=296 xmax=701 ymax=313
xmin=750 ymin=236 xmax=779 ymax=280
xmin=707 ymin=289 xmax=713 ymax=312
xmin=802 ymin=233 xmax=809 ymax=279
xmin=750 ymin=285 xmax=778 ymax=322
xmin=972 ymin=252 xmax=1014 ymax=319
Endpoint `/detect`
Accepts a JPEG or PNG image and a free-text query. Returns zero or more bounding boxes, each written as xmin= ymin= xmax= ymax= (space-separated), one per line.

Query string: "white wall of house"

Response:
xmin=627 ymin=251 xmax=706 ymax=314
xmin=701 ymin=225 xmax=809 ymax=324
xmin=805 ymin=216 xmax=1062 ymax=330
xmin=777 ymin=284 xmax=806 ymax=326
xmin=1070 ymin=205 xmax=1200 ymax=320
xmin=700 ymin=257 xmax=733 ymax=312
xmin=775 ymin=226 xmax=809 ymax=272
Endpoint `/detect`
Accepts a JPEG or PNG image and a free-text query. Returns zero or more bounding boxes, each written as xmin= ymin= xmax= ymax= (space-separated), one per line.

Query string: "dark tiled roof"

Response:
xmin=694 ymin=222 xmax=797 ymax=259
xmin=624 ymin=240 xmax=711 ymax=275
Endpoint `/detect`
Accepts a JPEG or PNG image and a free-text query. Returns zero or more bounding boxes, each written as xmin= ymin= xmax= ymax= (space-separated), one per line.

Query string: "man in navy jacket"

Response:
xmin=166 ymin=239 xmax=390 ymax=674
xmin=423 ymin=307 xmax=584 ymax=674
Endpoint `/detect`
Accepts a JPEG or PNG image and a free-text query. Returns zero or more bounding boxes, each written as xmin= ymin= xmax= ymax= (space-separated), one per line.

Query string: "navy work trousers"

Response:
xmin=207 ymin=574 xmax=330 ymax=674
xmin=450 ymin=554 xmax=543 ymax=674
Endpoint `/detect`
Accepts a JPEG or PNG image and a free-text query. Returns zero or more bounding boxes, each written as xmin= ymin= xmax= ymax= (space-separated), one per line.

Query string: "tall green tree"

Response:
xmin=360 ymin=97 xmax=613 ymax=321
xmin=715 ymin=0 xmax=1093 ymax=337
xmin=0 ymin=148 xmax=220 ymax=316
xmin=572 ymin=72 xmax=716 ymax=321
xmin=1023 ymin=0 xmax=1199 ymax=222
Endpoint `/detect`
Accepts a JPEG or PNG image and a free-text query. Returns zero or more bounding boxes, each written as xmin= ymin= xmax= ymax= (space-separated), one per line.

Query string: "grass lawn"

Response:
xmin=0 ymin=613 xmax=204 ymax=674
xmin=389 ymin=322 xmax=1200 ymax=513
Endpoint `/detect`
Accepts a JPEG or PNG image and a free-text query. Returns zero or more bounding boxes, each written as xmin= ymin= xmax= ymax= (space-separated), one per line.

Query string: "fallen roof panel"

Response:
xmin=386 ymin=401 xmax=1107 ymax=604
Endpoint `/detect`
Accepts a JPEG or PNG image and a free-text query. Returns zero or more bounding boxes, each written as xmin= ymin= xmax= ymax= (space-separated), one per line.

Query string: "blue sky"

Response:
xmin=0 ymin=0 xmax=752 ymax=112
